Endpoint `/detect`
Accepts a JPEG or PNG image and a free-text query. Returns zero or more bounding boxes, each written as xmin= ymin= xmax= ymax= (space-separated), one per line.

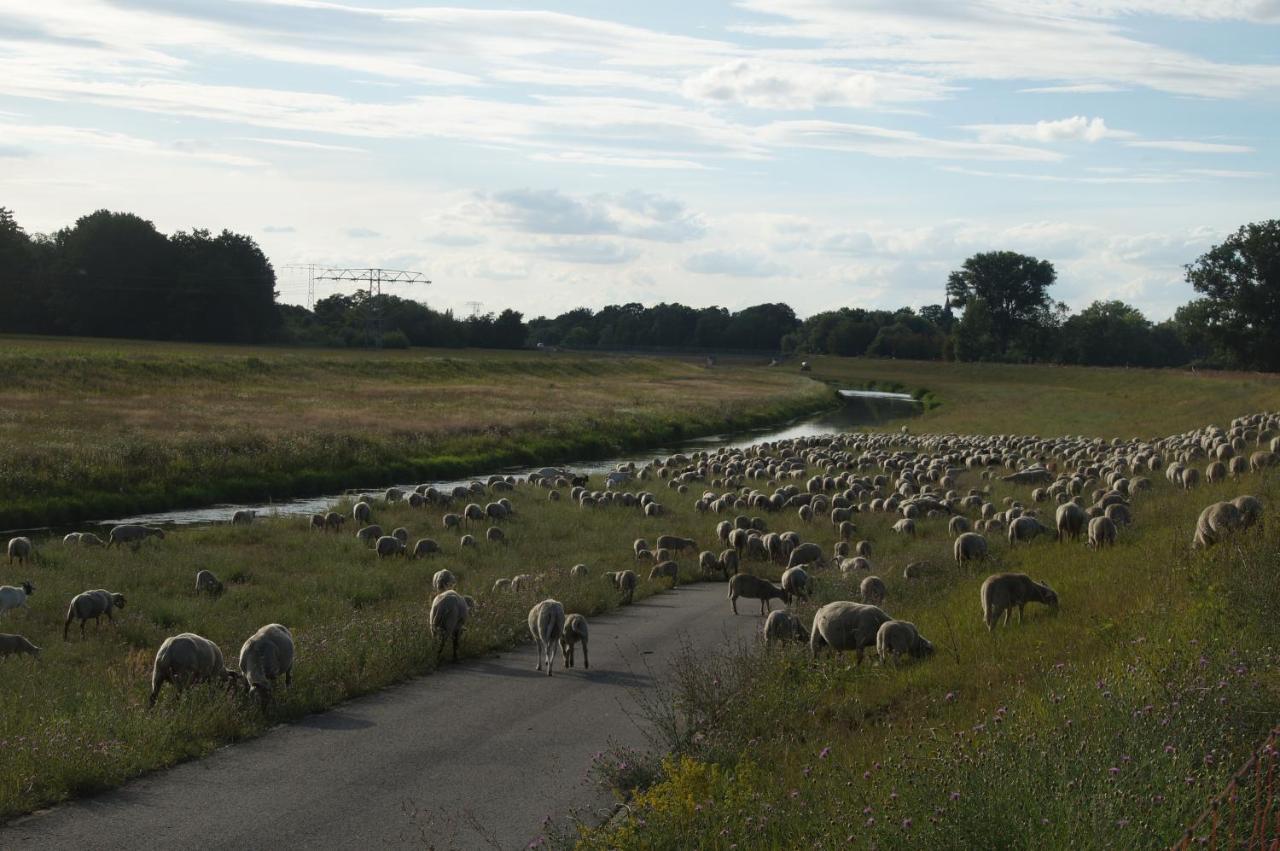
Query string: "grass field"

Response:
xmin=0 ymin=336 xmax=832 ymax=529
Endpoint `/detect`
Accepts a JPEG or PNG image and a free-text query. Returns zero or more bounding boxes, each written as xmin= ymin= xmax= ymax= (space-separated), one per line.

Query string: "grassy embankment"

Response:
xmin=0 ymin=335 xmax=833 ymax=529
xmin=571 ymin=361 xmax=1280 ymax=850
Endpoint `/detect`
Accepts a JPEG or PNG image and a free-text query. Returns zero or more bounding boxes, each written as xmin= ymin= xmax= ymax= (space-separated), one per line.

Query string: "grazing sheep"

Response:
xmin=953 ymin=532 xmax=988 ymax=567
xmin=353 ymin=501 xmax=373 ymax=524
xmin=411 ymin=538 xmax=440 ymax=558
xmin=195 ymin=569 xmax=224 ymax=596
xmin=840 ymin=556 xmax=871 ymax=574
xmin=560 ymin=613 xmax=589 ymax=669
xmin=781 ymin=566 xmax=810 ymax=601
xmin=76 ymin=532 xmax=105 ymax=547
xmin=1206 ymin=461 xmax=1227 ymax=484
xmin=656 ymin=535 xmax=697 ymax=553
xmin=392 ymin=527 xmax=410 ymax=545
xmin=528 ymin=599 xmax=566 ymax=676
xmin=430 ymin=590 xmax=473 ymax=663
xmin=854 ymin=540 xmax=873 ymax=558
xmin=763 ymin=610 xmax=808 ymax=644
xmin=464 ymin=503 xmax=486 ymax=523
xmin=615 ymin=569 xmax=639 ymax=604
xmin=787 ymin=542 xmax=824 ymax=568
xmin=309 ymin=514 xmax=326 ymax=532
xmin=432 ymin=569 xmax=457 ymax=592
xmin=980 ymin=573 xmax=1058 ymax=631
xmin=1181 ymin=467 xmax=1201 ymax=489
xmin=1088 ymin=515 xmax=1117 ymax=548
xmin=510 ymin=574 xmax=536 ymax=593
xmin=903 ymin=561 xmax=931 ymax=580
xmin=356 ymin=525 xmax=384 ymax=544
xmin=698 ymin=550 xmax=721 ymax=577
xmin=150 ymin=633 xmax=234 ymax=707
xmin=948 ymin=516 xmax=971 ymax=538
xmin=443 ymin=513 xmax=463 ymax=531
xmin=231 ymin=509 xmax=256 ymax=526
xmin=833 ymin=541 xmax=850 ymax=559
xmin=375 ymin=535 xmax=406 ymax=557
xmin=891 ymin=518 xmax=916 ymax=536
xmin=1007 ymin=515 xmax=1047 ymax=546
xmin=63 ymin=589 xmax=125 ymax=639
xmin=485 ymin=527 xmax=505 ymax=544
xmin=324 ymin=512 xmax=345 ymax=532
xmin=107 ymin=524 xmax=166 ymax=549
xmin=860 ymin=575 xmax=886 ymax=605
xmin=876 ymin=620 xmax=934 ymax=666
xmin=459 ymin=534 xmax=477 ymax=548
xmin=727 ymin=574 xmax=790 ymax=616
xmin=1251 ymin=450 xmax=1278 ymax=472
xmin=809 ymin=601 xmax=892 ymax=663
xmin=0 ymin=582 xmax=35 ymax=615
xmin=719 ymin=549 xmax=740 ymax=577
xmin=6 ymin=537 xmax=33 ymax=565
xmin=633 ymin=538 xmax=650 ymax=557
xmin=649 ymin=560 xmax=679 ymax=586
xmin=1055 ymin=502 xmax=1087 ymax=543
xmin=571 ymin=564 xmax=589 ymax=580
xmin=1193 ymin=501 xmax=1244 ymax=548
xmin=236 ymin=623 xmax=295 ymax=707
xmin=492 ymin=578 xmax=512 ymax=593
xmin=1104 ymin=503 xmax=1132 ymax=527
xmin=1232 ymin=495 xmax=1263 ymax=529
xmin=0 ymin=633 xmax=41 ymax=660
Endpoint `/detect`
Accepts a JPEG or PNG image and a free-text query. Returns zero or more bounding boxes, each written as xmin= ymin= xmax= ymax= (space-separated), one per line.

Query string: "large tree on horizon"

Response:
xmin=946 ymin=250 xmax=1057 ymax=358
xmin=1184 ymin=220 xmax=1280 ymax=371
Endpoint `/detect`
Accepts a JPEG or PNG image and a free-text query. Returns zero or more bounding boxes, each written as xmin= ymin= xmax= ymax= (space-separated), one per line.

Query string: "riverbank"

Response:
xmin=0 ymin=336 xmax=834 ymax=530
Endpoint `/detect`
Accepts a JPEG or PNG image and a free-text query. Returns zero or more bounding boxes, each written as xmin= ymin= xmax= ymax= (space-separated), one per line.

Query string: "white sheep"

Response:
xmin=432 ymin=569 xmax=456 ymax=592
xmin=411 ymin=538 xmax=440 ymax=558
xmin=727 ymin=574 xmax=789 ymax=616
xmin=980 ymin=573 xmax=1058 ymax=631
xmin=560 ymin=613 xmax=589 ymax=669
xmin=859 ymin=575 xmax=886 ymax=606
xmin=953 ymin=532 xmax=988 ymax=566
xmin=0 ymin=582 xmax=35 ymax=616
xmin=0 ymin=633 xmax=41 ymax=660
xmin=236 ymin=623 xmax=295 ymax=707
xmin=64 ymin=589 xmax=126 ymax=639
xmin=375 ymin=535 xmax=407 ymax=557
xmin=429 ymin=590 xmax=473 ymax=663
xmin=809 ymin=601 xmax=892 ymax=663
xmin=615 ymin=569 xmax=638 ymax=603
xmin=194 ymin=569 xmax=224 ymax=596
xmin=353 ymin=501 xmax=373 ymax=524
xmin=1087 ymin=515 xmax=1117 ymax=548
xmin=7 ymin=537 xmax=33 ymax=565
xmin=231 ymin=509 xmax=256 ymax=526
xmin=780 ymin=566 xmax=810 ymax=602
xmin=762 ymin=610 xmax=808 ymax=644
xmin=876 ymin=620 xmax=934 ymax=666
xmin=150 ymin=633 xmax=234 ymax=707
xmin=107 ymin=524 xmax=166 ymax=549
xmin=571 ymin=564 xmax=589 ymax=580
xmin=528 ymin=599 xmax=566 ymax=676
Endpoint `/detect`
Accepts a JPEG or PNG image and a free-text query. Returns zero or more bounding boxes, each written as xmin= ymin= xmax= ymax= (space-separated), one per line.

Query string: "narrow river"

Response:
xmin=64 ymin=390 xmax=920 ymax=532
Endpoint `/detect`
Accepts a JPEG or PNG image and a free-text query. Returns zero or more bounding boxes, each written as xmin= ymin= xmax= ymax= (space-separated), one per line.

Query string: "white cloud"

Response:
xmin=1126 ymin=140 xmax=1254 ymax=153
xmin=684 ymin=249 xmax=784 ymax=277
xmin=966 ymin=116 xmax=1124 ymax=143
xmin=681 ymin=59 xmax=952 ymax=109
xmin=476 ymin=189 xmax=707 ymax=242
xmin=760 ymin=120 xmax=1063 ymax=161
xmin=516 ymin=238 xmax=640 ymax=265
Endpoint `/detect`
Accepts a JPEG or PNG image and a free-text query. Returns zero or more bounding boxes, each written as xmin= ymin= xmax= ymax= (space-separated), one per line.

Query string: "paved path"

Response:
xmin=2 ymin=583 xmax=760 ymax=850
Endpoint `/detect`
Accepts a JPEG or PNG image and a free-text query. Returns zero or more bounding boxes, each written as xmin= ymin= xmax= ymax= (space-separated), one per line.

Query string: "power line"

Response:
xmin=313 ymin=267 xmax=430 ymax=348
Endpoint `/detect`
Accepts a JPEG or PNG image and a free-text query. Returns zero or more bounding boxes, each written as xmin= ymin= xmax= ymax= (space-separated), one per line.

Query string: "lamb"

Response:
xmin=150 ymin=633 xmax=234 ymax=707
xmin=0 ymin=582 xmax=35 ymax=615
xmin=763 ymin=610 xmax=808 ymax=644
xmin=6 ymin=537 xmax=32 ymax=565
xmin=236 ymin=623 xmax=295 ymax=706
xmin=324 ymin=512 xmax=345 ymax=532
xmin=1088 ymin=515 xmax=1117 ymax=548
xmin=0 ymin=633 xmax=40 ymax=660
xmin=353 ymin=501 xmax=373 ymax=524
xmin=411 ymin=538 xmax=440 ymax=558
xmin=309 ymin=514 xmax=326 ymax=532
xmin=656 ymin=535 xmax=697 ymax=553
xmin=194 ymin=569 xmax=224 ymax=596
xmin=1193 ymin=501 xmax=1244 ymax=548
xmin=432 ymin=569 xmax=457 ymax=591
xmin=614 ymin=569 xmax=639 ymax=603
xmin=727 ymin=574 xmax=790 ymax=616
xmin=1007 ymin=515 xmax=1047 ymax=546
xmin=560 ymin=613 xmax=589 ymax=669
xmin=1055 ymin=502 xmax=1087 ymax=543
xmin=787 ymin=542 xmax=824 ymax=568
xmin=876 ymin=620 xmax=934 ymax=666
xmin=106 ymin=524 xmax=165 ymax=549
xmin=649 ymin=560 xmax=679 ymax=585
xmin=809 ymin=601 xmax=892 ymax=663
xmin=528 ymin=599 xmax=566 ymax=676
xmin=781 ymin=566 xmax=810 ymax=601
xmin=860 ymin=575 xmax=886 ymax=605
xmin=356 ymin=524 xmax=384 ymax=544
xmin=231 ymin=509 xmax=256 ymax=526
xmin=980 ymin=573 xmax=1059 ymax=631
xmin=633 ymin=538 xmax=650 ymax=557
xmin=429 ymin=590 xmax=473 ymax=663
xmin=953 ymin=532 xmax=988 ymax=567
xmin=63 ymin=589 xmax=125 ymax=639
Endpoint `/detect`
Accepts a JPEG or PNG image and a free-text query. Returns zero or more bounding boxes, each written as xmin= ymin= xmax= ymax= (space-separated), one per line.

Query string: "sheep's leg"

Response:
xmin=582 ymin=641 xmax=589 ymax=670
xmin=535 ymin=640 xmax=544 ymax=671
xmin=731 ymin=596 xmax=739 ymax=615
xmin=451 ymin=630 xmax=460 ymax=662
xmin=1017 ymin=605 xmax=1025 ymax=624
xmin=761 ymin=599 xmax=770 ymax=616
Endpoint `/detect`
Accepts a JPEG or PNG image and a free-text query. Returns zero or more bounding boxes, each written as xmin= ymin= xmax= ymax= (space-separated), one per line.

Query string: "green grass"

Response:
xmin=0 ymin=335 xmax=833 ymax=529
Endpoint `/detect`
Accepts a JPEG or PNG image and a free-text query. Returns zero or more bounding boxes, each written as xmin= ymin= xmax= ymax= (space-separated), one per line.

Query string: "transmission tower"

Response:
xmin=464 ymin=300 xmax=483 ymax=318
xmin=313 ymin=267 xmax=430 ymax=348
xmin=282 ymin=263 xmax=325 ymax=309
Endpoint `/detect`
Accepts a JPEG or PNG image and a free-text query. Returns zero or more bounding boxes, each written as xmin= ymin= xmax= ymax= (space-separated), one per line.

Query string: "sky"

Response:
xmin=1 ymin=1 xmax=1276 ymax=321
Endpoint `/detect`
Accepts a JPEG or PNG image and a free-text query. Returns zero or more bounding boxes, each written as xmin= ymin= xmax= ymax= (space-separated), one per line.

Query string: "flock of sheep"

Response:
xmin=1 ymin=411 xmax=1274 ymax=709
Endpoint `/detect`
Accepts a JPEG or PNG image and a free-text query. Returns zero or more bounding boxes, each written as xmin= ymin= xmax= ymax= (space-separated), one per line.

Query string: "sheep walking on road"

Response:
xmin=727 ymin=574 xmax=790 ymax=616
xmin=429 ymin=590 xmax=473 ymax=664
xmin=560 ymin=613 xmax=589 ymax=669
xmin=528 ymin=599 xmax=566 ymax=676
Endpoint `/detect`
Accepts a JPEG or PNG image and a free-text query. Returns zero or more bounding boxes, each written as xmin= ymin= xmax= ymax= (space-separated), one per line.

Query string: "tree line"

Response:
xmin=1 ymin=207 xmax=1276 ymax=371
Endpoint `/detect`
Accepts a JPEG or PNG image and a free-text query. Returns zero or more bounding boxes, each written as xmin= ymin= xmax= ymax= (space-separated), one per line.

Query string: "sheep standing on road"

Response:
xmin=430 ymin=590 xmax=473 ymax=663
xmin=528 ymin=599 xmax=566 ymax=676
xmin=195 ymin=569 xmax=224 ymax=596
xmin=727 ymin=574 xmax=790 ymax=616
xmin=236 ymin=623 xmax=295 ymax=707
xmin=876 ymin=620 xmax=934 ymax=666
xmin=7 ymin=537 xmax=33 ymax=565
xmin=0 ymin=582 xmax=35 ymax=615
xmin=0 ymin=633 xmax=41 ymax=659
xmin=615 ymin=570 xmax=638 ymax=604
xmin=809 ymin=601 xmax=892 ymax=663
xmin=64 ymin=589 xmax=125 ymax=639
xmin=560 ymin=613 xmax=589 ymax=669
xmin=150 ymin=633 xmax=234 ymax=707
xmin=980 ymin=573 xmax=1058 ymax=631
xmin=649 ymin=560 xmax=679 ymax=586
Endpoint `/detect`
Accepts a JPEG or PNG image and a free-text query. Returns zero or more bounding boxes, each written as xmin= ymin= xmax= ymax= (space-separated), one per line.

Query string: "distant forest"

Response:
xmin=1 ymin=207 xmax=1276 ymax=371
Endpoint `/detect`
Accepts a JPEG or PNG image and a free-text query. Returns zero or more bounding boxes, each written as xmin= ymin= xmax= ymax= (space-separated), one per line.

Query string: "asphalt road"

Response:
xmin=2 ymin=582 xmax=761 ymax=850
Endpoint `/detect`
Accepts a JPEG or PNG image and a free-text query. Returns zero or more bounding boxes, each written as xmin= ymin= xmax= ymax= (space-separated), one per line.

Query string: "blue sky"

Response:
xmin=1 ymin=0 xmax=1276 ymax=320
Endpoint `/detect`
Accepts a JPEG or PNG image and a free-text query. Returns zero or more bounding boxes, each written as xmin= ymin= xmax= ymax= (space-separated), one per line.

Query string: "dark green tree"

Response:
xmin=946 ymin=251 xmax=1057 ymax=358
xmin=1184 ymin=220 xmax=1280 ymax=370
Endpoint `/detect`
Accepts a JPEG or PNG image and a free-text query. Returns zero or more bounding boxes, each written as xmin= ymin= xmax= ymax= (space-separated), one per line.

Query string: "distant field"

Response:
xmin=809 ymin=356 xmax=1280 ymax=436
xmin=0 ymin=336 xmax=832 ymax=529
